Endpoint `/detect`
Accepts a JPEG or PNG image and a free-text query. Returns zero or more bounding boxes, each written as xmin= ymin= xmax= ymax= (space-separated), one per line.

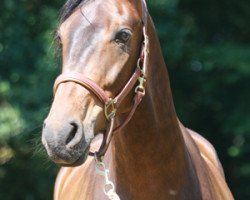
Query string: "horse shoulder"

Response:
xmin=187 ymin=128 xmax=225 ymax=178
xmin=186 ymin=128 xmax=234 ymax=200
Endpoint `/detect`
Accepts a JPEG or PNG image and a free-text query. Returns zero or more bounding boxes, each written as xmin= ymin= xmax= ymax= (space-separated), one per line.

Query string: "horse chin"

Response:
xmin=48 ymin=144 xmax=91 ymax=167
xmin=58 ymin=151 xmax=90 ymax=167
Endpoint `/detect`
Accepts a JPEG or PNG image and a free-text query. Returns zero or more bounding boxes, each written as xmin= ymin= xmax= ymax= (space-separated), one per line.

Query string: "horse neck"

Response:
xmin=111 ymin=18 xmax=202 ymax=199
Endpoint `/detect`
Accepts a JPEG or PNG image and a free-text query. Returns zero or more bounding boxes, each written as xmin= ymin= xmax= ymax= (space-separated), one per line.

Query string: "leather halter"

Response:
xmin=53 ymin=0 xmax=149 ymax=159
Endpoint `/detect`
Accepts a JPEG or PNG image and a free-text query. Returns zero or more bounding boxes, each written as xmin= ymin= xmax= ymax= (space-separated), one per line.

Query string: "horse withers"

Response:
xmin=42 ymin=0 xmax=234 ymax=199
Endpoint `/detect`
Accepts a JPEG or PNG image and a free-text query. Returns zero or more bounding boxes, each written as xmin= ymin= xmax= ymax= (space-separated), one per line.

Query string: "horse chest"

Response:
xmin=54 ymin=159 xmax=106 ymax=200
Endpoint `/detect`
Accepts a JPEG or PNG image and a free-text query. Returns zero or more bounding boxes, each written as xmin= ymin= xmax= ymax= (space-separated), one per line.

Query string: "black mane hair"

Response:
xmin=59 ymin=0 xmax=89 ymax=24
xmin=54 ymin=0 xmax=92 ymax=57
xmin=54 ymin=0 xmax=89 ymax=53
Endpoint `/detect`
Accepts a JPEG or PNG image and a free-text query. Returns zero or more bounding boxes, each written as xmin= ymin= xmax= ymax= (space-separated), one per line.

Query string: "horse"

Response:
xmin=42 ymin=0 xmax=234 ymax=199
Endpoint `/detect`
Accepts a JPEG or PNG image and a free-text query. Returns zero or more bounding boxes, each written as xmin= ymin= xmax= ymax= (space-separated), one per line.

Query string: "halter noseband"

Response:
xmin=53 ymin=0 xmax=149 ymax=159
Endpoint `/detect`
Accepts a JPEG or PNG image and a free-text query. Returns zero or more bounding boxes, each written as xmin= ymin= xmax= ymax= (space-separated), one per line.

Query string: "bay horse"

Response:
xmin=42 ymin=0 xmax=234 ymax=199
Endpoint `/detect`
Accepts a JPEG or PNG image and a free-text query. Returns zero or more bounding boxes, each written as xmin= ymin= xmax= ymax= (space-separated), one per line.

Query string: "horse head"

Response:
xmin=42 ymin=0 xmax=148 ymax=166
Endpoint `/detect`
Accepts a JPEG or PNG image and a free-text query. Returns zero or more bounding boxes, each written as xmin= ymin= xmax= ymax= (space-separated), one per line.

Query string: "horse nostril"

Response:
xmin=66 ymin=122 xmax=78 ymax=145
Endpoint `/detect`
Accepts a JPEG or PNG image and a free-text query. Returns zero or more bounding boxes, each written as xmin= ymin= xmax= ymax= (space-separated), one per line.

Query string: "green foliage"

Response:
xmin=0 ymin=0 xmax=61 ymax=199
xmin=0 ymin=0 xmax=249 ymax=199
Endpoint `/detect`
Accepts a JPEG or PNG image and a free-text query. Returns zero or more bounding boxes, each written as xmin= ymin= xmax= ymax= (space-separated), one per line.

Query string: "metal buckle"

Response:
xmin=135 ymin=76 xmax=146 ymax=95
xmin=104 ymin=98 xmax=117 ymax=120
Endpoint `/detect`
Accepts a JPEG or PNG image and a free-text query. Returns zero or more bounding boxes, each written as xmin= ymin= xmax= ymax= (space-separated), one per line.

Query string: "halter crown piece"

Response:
xmin=53 ymin=0 xmax=149 ymax=160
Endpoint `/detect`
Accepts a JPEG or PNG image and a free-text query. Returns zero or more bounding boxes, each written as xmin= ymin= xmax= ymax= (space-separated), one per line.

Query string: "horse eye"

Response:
xmin=115 ymin=29 xmax=132 ymax=44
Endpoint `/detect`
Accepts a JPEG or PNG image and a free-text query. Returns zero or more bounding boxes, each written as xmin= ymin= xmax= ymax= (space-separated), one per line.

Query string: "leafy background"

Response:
xmin=0 ymin=0 xmax=249 ymax=199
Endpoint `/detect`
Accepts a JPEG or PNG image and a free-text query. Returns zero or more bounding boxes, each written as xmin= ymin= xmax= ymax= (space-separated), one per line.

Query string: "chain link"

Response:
xmin=95 ymin=156 xmax=120 ymax=200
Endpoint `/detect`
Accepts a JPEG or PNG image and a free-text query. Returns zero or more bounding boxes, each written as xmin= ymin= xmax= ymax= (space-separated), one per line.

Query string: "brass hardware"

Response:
xmin=104 ymin=99 xmax=117 ymax=120
xmin=135 ymin=76 xmax=146 ymax=95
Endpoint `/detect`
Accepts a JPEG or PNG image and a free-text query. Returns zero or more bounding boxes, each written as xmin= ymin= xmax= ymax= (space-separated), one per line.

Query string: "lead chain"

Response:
xmin=95 ymin=156 xmax=120 ymax=200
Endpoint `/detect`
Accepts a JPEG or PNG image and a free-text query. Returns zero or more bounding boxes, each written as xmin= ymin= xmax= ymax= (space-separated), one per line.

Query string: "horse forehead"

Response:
xmin=59 ymin=0 xmax=140 ymax=35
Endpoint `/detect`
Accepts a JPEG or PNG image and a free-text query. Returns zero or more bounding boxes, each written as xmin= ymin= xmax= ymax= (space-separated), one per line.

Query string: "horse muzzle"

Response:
xmin=42 ymin=119 xmax=91 ymax=166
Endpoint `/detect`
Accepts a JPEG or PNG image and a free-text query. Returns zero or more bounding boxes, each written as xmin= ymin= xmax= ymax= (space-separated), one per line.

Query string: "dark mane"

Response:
xmin=59 ymin=0 xmax=89 ymax=24
xmin=54 ymin=0 xmax=89 ymax=54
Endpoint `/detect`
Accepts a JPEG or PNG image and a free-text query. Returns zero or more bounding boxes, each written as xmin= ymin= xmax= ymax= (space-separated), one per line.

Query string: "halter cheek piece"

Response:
xmin=53 ymin=0 xmax=149 ymax=159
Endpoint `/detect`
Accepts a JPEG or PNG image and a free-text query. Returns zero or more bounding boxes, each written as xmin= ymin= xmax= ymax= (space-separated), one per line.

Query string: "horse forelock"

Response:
xmin=53 ymin=0 xmax=90 ymax=59
xmin=59 ymin=0 xmax=90 ymax=24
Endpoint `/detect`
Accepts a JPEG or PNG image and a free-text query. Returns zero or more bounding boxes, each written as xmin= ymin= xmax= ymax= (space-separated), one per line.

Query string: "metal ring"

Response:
xmin=104 ymin=98 xmax=117 ymax=120
xmin=103 ymin=182 xmax=115 ymax=195
xmin=135 ymin=86 xmax=145 ymax=95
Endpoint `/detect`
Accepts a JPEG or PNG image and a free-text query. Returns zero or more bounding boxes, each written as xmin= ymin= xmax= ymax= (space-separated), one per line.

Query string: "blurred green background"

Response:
xmin=0 ymin=0 xmax=249 ymax=199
